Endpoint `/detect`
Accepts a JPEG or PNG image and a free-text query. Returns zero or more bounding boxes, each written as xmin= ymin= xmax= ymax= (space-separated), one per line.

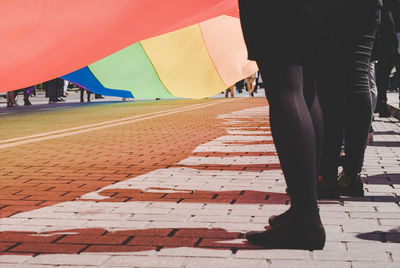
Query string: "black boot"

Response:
xmin=337 ymin=172 xmax=364 ymax=197
xmin=247 ymin=212 xmax=325 ymax=250
xmin=268 ymin=207 xmax=294 ymax=227
xmin=24 ymin=98 xmax=31 ymax=106
xmin=316 ymin=175 xmax=340 ymax=199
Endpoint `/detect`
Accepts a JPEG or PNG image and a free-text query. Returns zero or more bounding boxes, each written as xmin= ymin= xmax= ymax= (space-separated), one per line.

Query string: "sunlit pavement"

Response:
xmin=0 ymin=94 xmax=400 ymax=267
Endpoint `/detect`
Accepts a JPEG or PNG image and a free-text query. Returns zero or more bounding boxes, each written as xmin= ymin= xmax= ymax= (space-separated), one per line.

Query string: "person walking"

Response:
xmin=6 ymin=90 xmax=18 ymax=107
xmin=43 ymin=78 xmax=63 ymax=104
xmin=225 ymin=85 xmax=235 ymax=98
xmin=23 ymin=86 xmax=34 ymax=106
xmin=374 ymin=0 xmax=400 ymax=117
xmin=317 ymin=0 xmax=383 ymax=198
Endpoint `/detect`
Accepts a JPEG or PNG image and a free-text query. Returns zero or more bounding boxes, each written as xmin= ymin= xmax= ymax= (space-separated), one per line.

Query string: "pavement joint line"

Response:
xmin=0 ymin=98 xmax=239 ymax=150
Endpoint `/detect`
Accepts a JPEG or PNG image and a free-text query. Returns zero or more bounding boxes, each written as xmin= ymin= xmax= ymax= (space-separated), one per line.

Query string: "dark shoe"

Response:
xmin=246 ymin=214 xmax=325 ymax=250
xmin=80 ymin=99 xmax=84 ymax=103
xmin=268 ymin=207 xmax=293 ymax=227
xmin=7 ymin=102 xmax=18 ymax=107
xmin=24 ymin=99 xmax=32 ymax=106
xmin=337 ymin=172 xmax=364 ymax=197
xmin=316 ymin=176 xmax=340 ymax=199
xmin=57 ymin=97 xmax=65 ymax=102
xmin=378 ymin=104 xmax=391 ymax=117
xmin=379 ymin=110 xmax=391 ymax=117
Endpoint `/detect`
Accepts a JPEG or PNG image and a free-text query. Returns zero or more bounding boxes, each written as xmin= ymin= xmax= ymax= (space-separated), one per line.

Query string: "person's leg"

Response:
xmin=317 ymin=40 xmax=346 ymax=196
xmin=368 ymin=61 xmax=378 ymax=142
xmin=246 ymin=60 xmax=325 ymax=249
xmin=376 ymin=56 xmax=393 ymax=117
xmin=230 ymin=86 xmax=235 ymax=97
xmin=6 ymin=91 xmax=14 ymax=107
xmin=338 ymin=2 xmax=381 ymax=196
xmin=49 ymin=86 xmax=57 ymax=103
xmin=303 ymin=61 xmax=323 ymax=170
xmin=23 ymin=88 xmax=31 ymax=105
xmin=80 ymin=88 xmax=84 ymax=102
xmin=369 ymin=61 xmax=378 ymax=113
xmin=87 ymin=90 xmax=91 ymax=102
xmin=63 ymin=80 xmax=69 ymax=96
xmin=268 ymin=55 xmax=323 ymax=227
xmin=247 ymin=78 xmax=252 ymax=96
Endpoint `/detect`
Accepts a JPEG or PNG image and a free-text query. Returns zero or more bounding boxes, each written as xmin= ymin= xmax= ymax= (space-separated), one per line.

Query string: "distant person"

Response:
xmin=374 ymin=0 xmax=400 ymax=117
xmin=246 ymin=73 xmax=257 ymax=97
xmin=62 ymin=80 xmax=69 ymax=97
xmin=225 ymin=85 xmax=235 ymax=98
xmin=23 ymin=86 xmax=34 ymax=106
xmin=235 ymin=79 xmax=244 ymax=94
xmin=80 ymin=87 xmax=91 ymax=102
xmin=6 ymin=90 xmax=18 ymax=107
xmin=43 ymin=78 xmax=64 ymax=104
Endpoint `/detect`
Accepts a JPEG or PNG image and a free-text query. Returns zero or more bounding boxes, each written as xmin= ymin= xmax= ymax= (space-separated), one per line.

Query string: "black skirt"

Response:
xmin=238 ymin=0 xmax=322 ymax=62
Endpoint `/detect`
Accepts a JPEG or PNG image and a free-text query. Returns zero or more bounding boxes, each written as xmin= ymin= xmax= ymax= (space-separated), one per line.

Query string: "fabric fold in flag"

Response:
xmin=0 ymin=0 xmax=238 ymax=91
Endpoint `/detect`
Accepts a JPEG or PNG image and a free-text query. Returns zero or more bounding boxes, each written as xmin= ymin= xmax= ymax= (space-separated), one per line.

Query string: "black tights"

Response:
xmin=257 ymin=58 xmax=322 ymax=214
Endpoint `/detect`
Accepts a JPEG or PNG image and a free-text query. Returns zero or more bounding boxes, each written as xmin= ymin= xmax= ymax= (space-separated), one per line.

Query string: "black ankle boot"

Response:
xmin=24 ymin=98 xmax=31 ymax=106
xmin=268 ymin=207 xmax=293 ymax=227
xmin=246 ymin=213 xmax=325 ymax=250
xmin=337 ymin=172 xmax=364 ymax=197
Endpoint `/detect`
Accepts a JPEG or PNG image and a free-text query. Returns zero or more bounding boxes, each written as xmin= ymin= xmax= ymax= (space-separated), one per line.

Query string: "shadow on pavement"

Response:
xmin=368 ymin=141 xmax=400 ymax=147
xmin=356 ymin=227 xmax=400 ymax=243
xmin=373 ymin=131 xmax=400 ymax=136
xmin=364 ymin=173 xmax=400 ymax=185
xmin=82 ymin=187 xmax=290 ymax=205
xmin=0 ymin=227 xmax=265 ymax=255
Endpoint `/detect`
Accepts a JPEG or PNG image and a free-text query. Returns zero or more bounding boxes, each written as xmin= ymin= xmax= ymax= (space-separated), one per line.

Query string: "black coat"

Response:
xmin=372 ymin=0 xmax=400 ymax=60
xmin=239 ymin=0 xmax=382 ymax=61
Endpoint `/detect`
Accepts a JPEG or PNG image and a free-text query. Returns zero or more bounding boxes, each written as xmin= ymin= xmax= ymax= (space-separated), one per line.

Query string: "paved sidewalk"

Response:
xmin=0 ymin=97 xmax=399 ymax=267
xmin=388 ymin=92 xmax=400 ymax=120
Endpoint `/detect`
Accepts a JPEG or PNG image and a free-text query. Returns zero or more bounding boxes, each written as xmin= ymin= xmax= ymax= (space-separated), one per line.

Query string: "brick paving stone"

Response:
xmin=0 ymin=265 xmax=54 ymax=268
xmin=83 ymin=245 xmax=157 ymax=254
xmin=184 ymin=258 xmax=268 ymax=268
xmin=270 ymin=260 xmax=351 ymax=268
xmin=103 ymin=255 xmax=186 ymax=267
xmin=26 ymin=254 xmax=111 ymax=266
xmin=352 ymin=263 xmax=400 ymax=268
xmin=312 ymin=246 xmax=389 ymax=262
xmin=234 ymin=249 xmax=311 ymax=260
xmin=0 ymin=255 xmax=32 ymax=264
xmin=157 ymin=247 xmax=232 ymax=258
xmin=9 ymin=243 xmax=86 ymax=254
xmin=56 ymin=234 xmax=128 ymax=245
